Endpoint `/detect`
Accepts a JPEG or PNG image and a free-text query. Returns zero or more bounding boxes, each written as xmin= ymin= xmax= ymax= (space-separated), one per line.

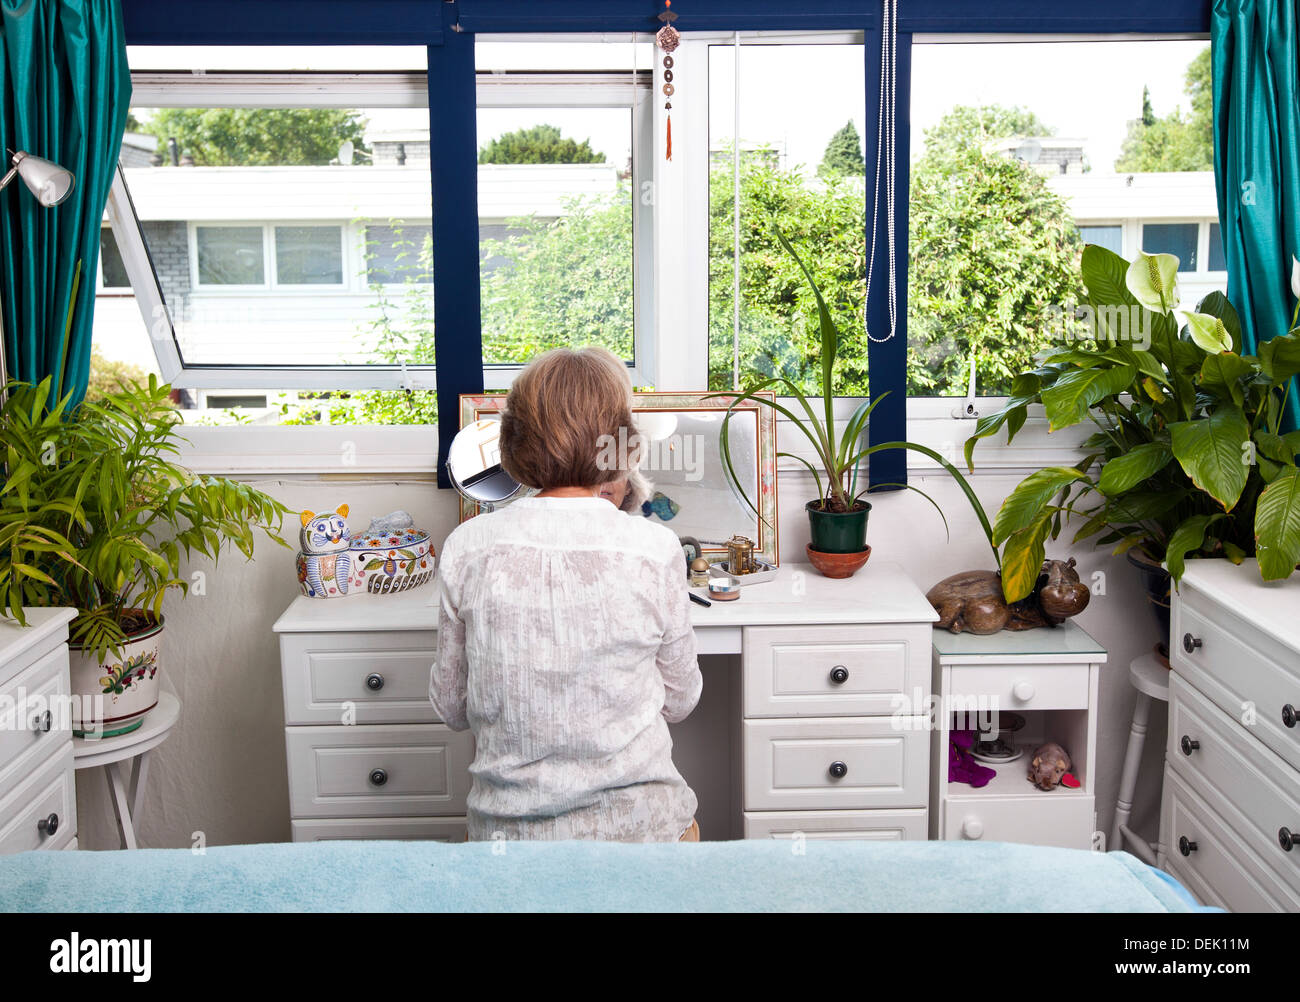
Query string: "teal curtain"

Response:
xmin=0 ymin=0 xmax=131 ymax=404
xmin=1213 ymin=0 xmax=1300 ymax=431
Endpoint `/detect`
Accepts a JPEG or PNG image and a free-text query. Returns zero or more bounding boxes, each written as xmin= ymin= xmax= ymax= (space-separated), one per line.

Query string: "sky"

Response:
xmin=127 ymin=37 xmax=1210 ymax=175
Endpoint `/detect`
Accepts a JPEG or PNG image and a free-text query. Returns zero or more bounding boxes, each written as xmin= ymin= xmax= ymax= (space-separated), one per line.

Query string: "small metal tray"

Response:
xmin=708 ymin=559 xmax=778 ymax=587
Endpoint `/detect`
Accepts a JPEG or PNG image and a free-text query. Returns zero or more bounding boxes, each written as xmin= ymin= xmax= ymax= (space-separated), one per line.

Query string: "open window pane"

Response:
xmin=708 ymin=38 xmax=866 ymax=394
xmin=98 ymin=228 xmax=130 ymax=288
xmin=908 ymin=38 xmax=1213 ymax=396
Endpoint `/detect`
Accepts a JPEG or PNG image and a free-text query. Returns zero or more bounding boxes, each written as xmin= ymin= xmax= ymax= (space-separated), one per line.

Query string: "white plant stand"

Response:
xmin=73 ymin=692 xmax=180 ymax=850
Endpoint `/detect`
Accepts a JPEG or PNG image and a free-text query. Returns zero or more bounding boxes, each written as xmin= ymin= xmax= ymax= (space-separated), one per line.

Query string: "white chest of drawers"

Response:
xmin=0 ymin=608 xmax=79 ymax=853
xmin=1161 ymin=559 xmax=1300 ymax=911
xmin=928 ymin=623 xmax=1106 ymax=850
xmin=274 ymin=561 xmax=938 ymax=841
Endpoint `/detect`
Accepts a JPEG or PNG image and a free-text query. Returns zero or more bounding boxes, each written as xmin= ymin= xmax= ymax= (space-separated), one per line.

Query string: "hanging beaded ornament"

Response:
xmin=656 ymin=0 xmax=679 ymax=160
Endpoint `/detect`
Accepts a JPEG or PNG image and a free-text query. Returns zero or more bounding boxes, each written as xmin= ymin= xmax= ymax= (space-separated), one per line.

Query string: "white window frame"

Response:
xmin=190 ymin=222 xmax=272 ymax=291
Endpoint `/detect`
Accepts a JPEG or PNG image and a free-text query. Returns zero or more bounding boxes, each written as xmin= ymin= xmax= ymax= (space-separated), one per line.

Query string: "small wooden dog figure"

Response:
xmin=1028 ymin=742 xmax=1071 ymax=791
xmin=296 ymin=504 xmax=352 ymax=598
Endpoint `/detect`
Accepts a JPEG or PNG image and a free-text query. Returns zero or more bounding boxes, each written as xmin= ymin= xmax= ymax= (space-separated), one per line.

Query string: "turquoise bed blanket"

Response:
xmin=0 ymin=839 xmax=1209 ymax=912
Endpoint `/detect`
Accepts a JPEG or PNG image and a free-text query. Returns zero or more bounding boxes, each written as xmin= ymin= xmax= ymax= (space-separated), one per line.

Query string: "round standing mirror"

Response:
xmin=445 ymin=417 xmax=528 ymax=509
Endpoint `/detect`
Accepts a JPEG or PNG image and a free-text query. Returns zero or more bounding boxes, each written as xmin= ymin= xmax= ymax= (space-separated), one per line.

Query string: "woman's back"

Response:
xmin=431 ymin=495 xmax=701 ymax=841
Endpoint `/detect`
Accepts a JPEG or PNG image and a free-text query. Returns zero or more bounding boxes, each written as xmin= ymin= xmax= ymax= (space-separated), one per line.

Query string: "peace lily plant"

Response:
xmin=966 ymin=244 xmax=1300 ymax=605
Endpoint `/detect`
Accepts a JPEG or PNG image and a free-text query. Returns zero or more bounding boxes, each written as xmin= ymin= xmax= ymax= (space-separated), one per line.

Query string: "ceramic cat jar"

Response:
xmin=348 ymin=510 xmax=435 ymax=595
xmin=296 ymin=504 xmax=353 ymax=598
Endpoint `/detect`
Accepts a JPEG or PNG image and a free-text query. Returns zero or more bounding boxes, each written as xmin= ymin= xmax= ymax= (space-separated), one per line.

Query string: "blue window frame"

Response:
xmin=119 ymin=0 xmax=1215 ymax=488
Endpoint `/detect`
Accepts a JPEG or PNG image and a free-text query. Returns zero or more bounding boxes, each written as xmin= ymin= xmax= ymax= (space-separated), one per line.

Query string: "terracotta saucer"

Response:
xmin=806 ymin=543 xmax=872 ymax=579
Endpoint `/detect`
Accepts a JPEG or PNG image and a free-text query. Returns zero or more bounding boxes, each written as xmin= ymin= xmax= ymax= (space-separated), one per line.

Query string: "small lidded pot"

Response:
xmin=708 ymin=575 xmax=741 ymax=602
xmin=689 ymin=557 xmax=711 ymax=588
xmin=726 ymin=535 xmax=756 ymax=575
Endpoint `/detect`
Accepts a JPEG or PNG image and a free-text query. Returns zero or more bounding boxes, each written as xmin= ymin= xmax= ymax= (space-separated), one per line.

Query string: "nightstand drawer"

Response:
xmin=1167 ymin=674 xmax=1300 ymax=896
xmin=291 ymin=817 xmax=468 ymax=842
xmin=0 ymin=645 xmax=71 ymax=803
xmin=1175 ymin=599 xmax=1300 ymax=773
xmin=743 ymin=717 xmax=928 ymax=811
xmin=285 ymin=724 xmax=473 ymax=818
xmin=281 ymin=632 xmax=439 ymax=725
xmin=743 ymin=624 xmax=931 ymax=717
xmin=948 ymin=663 xmax=1089 ymax=711
xmin=1162 ymin=766 xmax=1299 ymax=912
xmin=743 ymin=808 xmax=926 ymax=840
xmin=941 ymin=795 xmax=1094 ymax=849
xmin=0 ymin=742 xmax=76 ymax=855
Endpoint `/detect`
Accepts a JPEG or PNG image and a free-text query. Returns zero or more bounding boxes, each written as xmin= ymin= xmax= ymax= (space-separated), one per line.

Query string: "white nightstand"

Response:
xmin=929 ymin=622 xmax=1107 ymax=850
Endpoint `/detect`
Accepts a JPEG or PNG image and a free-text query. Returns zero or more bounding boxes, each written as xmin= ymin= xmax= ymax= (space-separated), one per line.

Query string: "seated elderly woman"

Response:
xmin=430 ymin=346 xmax=702 ymax=842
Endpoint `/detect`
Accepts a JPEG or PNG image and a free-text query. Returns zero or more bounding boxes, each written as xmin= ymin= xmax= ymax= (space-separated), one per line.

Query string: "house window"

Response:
xmin=907 ymin=36 xmax=1212 ymax=397
xmin=98 ymin=228 xmax=132 ymax=290
xmin=365 ymin=223 xmax=433 ymax=285
xmin=195 ymin=225 xmax=266 ymax=286
xmin=1142 ymin=222 xmax=1199 ymax=271
xmin=275 ymin=225 xmax=345 ymax=286
xmin=1208 ymin=221 xmax=1227 ymax=272
xmin=1079 ymin=225 xmax=1123 ymax=257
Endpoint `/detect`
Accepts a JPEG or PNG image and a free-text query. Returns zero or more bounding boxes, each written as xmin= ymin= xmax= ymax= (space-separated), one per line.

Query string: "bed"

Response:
xmin=0 ymin=839 xmax=1212 ymax=912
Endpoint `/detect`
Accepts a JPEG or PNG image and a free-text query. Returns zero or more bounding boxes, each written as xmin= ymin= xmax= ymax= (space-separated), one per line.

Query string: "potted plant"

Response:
xmin=965 ymin=244 xmax=1300 ymax=644
xmin=0 ymin=376 xmax=290 ymax=736
xmin=716 ymin=228 xmax=994 ymax=578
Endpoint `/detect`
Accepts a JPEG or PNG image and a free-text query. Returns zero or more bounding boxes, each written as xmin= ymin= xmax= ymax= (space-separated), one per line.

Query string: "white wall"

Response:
xmin=75 ymin=467 xmax=1167 ymax=851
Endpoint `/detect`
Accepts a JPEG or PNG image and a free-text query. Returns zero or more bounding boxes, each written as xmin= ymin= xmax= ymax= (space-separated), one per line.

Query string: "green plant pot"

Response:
xmin=806 ymin=499 xmax=871 ymax=554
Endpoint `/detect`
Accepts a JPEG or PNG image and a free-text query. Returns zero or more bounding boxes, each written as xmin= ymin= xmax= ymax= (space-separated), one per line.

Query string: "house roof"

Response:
xmin=1048 ymin=170 xmax=1218 ymax=221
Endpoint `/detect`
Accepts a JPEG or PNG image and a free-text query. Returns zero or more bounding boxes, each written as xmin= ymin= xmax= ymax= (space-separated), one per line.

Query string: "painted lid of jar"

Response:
xmin=349 ymin=527 xmax=430 ymax=551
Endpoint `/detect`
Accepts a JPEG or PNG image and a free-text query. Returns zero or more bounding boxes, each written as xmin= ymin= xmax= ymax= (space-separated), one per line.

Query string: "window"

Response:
xmin=707 ymin=35 xmax=866 ymax=393
xmin=1079 ymin=225 xmax=1123 ymax=256
xmin=474 ymin=40 xmax=651 ymax=380
xmin=1142 ymin=222 xmax=1199 ymax=271
xmin=1208 ymin=221 xmax=1227 ymax=272
xmin=195 ymin=226 xmax=265 ymax=286
xmin=365 ymin=223 xmax=433 ymax=285
xmin=275 ymin=225 xmax=345 ymax=286
xmin=98 ymin=228 xmax=131 ymax=290
xmin=908 ymin=37 xmax=1212 ymax=396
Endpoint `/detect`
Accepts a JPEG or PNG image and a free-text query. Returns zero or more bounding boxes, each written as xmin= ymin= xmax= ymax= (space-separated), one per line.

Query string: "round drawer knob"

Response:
xmin=1182 ymin=633 xmax=1202 ymax=655
xmin=368 ymin=768 xmax=388 ymax=787
xmin=32 ymin=710 xmax=52 ymax=734
xmin=828 ymin=761 xmax=848 ymax=780
xmin=829 ymin=665 xmax=849 ymax=685
xmin=1284 ymin=704 xmax=1299 ymax=729
xmin=1280 ymin=827 xmax=1298 ymax=853
xmin=365 ymin=673 xmax=385 ymax=692
xmin=1180 ymin=735 xmax=1200 ymax=756
xmin=37 ymin=813 xmax=58 ymax=838
xmin=1178 ymin=835 xmax=1198 ymax=857
xmin=1012 ymin=681 xmax=1036 ymax=702
xmin=961 ymin=817 xmax=984 ymax=840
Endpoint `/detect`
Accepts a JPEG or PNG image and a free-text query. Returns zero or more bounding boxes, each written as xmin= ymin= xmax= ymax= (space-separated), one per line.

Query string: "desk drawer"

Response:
xmin=1161 ymin=766 xmax=1298 ymax=912
xmin=947 ymin=663 xmax=1090 ymax=711
xmin=1167 ymin=674 xmax=1300 ymax=896
xmin=743 ymin=716 xmax=928 ymax=811
xmin=1174 ymin=598 xmax=1300 ymax=773
xmin=941 ymin=794 xmax=1095 ymax=850
xmin=743 ymin=624 xmax=931 ymax=717
xmin=0 ymin=645 xmax=71 ymax=803
xmin=0 ymin=742 xmax=76 ymax=855
xmin=743 ymin=808 xmax=927 ymax=841
xmin=291 ymin=817 xmax=468 ymax=842
xmin=285 ymin=724 xmax=473 ymax=819
xmin=281 ymin=632 xmax=439 ymax=725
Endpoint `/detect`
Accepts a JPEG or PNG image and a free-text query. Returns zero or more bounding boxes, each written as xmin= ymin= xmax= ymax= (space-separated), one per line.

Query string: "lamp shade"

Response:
xmin=12 ymin=151 xmax=75 ymax=207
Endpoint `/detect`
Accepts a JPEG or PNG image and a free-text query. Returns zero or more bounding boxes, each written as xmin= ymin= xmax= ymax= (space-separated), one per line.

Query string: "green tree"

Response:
xmin=908 ymin=105 xmax=1083 ymax=397
xmin=1114 ymin=46 xmax=1213 ymax=172
xmin=818 ymin=120 xmax=866 ymax=179
xmin=478 ymin=124 xmax=606 ymax=164
xmin=145 ymin=108 xmax=368 ymax=166
xmin=922 ymin=104 xmax=1054 ymax=155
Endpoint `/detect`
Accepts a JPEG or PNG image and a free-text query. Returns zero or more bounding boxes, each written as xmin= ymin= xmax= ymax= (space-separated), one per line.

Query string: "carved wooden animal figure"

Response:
xmin=1028 ymin=742 xmax=1071 ymax=791
xmin=926 ymin=558 xmax=1091 ymax=635
xmin=296 ymin=505 xmax=352 ymax=598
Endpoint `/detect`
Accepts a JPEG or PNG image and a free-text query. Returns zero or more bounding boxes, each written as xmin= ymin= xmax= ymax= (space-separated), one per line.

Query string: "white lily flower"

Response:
xmin=1291 ymin=255 xmax=1300 ymax=299
xmin=1182 ymin=310 xmax=1233 ymax=354
xmin=1126 ymin=250 xmax=1181 ymax=315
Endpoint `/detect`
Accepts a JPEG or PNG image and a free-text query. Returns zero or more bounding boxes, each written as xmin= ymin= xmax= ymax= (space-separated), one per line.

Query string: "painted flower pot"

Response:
xmin=69 ymin=613 xmax=163 ymax=738
xmin=806 ymin=499 xmax=871 ymax=556
xmin=349 ymin=526 xmax=435 ymax=595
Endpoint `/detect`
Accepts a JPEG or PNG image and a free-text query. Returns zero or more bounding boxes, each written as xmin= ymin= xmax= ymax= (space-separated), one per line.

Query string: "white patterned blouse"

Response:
xmin=430 ymin=494 xmax=702 ymax=841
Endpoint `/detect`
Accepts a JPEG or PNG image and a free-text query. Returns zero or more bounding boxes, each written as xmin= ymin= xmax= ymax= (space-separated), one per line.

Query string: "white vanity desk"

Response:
xmin=274 ymin=560 xmax=938 ymax=842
